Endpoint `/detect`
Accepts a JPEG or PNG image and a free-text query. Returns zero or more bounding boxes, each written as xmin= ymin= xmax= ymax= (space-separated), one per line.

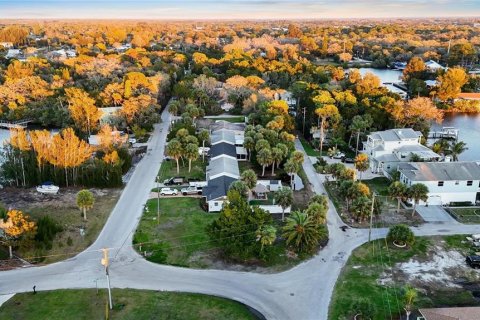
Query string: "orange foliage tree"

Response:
xmin=0 ymin=209 xmax=36 ymax=258
xmin=65 ymin=87 xmax=102 ymax=136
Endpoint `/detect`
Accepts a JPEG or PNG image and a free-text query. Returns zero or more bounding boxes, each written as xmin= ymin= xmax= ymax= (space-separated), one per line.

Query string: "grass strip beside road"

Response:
xmin=0 ymin=289 xmax=257 ymax=320
xmin=157 ymin=158 xmax=207 ymax=182
xmin=133 ymin=197 xmax=217 ymax=268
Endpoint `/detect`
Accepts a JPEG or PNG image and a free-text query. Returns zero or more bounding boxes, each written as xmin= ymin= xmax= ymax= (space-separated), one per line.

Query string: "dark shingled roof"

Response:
xmin=202 ymin=176 xmax=237 ymax=201
xmin=209 ymin=142 xmax=237 ymax=159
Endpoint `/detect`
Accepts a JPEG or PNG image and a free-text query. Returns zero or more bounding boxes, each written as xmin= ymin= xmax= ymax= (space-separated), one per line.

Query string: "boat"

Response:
xmin=36 ymin=182 xmax=59 ymax=194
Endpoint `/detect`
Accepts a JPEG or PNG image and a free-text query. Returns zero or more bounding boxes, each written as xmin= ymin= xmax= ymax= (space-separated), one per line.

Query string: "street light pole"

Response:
xmin=101 ymin=248 xmax=113 ymax=310
xmin=368 ymin=192 xmax=375 ymax=243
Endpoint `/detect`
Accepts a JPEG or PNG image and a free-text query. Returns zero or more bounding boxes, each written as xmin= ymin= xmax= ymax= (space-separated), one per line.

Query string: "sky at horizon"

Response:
xmin=0 ymin=0 xmax=479 ymax=20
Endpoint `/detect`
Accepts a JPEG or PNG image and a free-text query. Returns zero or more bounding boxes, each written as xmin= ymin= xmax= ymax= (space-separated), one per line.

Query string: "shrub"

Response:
xmin=387 ymin=224 xmax=415 ymax=246
xmin=350 ymin=298 xmax=376 ymax=319
xmin=35 ymin=216 xmax=63 ymax=250
xmin=66 ymin=236 xmax=73 ymax=246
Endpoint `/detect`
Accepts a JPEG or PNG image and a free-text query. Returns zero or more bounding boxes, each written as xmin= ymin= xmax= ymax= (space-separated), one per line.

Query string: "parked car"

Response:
xmin=332 ymin=152 xmax=345 ymax=159
xmin=466 ymin=255 xmax=480 ymax=269
xmin=128 ymin=138 xmax=137 ymax=144
xmin=181 ymin=186 xmax=202 ymax=195
xmin=159 ymin=188 xmax=178 ymax=196
xmin=342 ymin=156 xmax=355 ymax=163
xmin=163 ymin=177 xmax=184 ymax=185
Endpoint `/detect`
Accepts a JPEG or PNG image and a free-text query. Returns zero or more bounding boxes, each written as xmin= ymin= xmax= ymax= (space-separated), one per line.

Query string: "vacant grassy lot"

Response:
xmin=158 ymin=158 xmax=207 ymax=182
xmin=329 ymin=235 xmax=480 ymax=320
xmin=363 ymin=177 xmax=391 ymax=196
xmin=133 ymin=197 xmax=217 ymax=267
xmin=447 ymin=207 xmax=480 ymax=224
xmin=0 ymin=289 xmax=257 ymax=320
xmin=0 ymin=188 xmax=121 ymax=265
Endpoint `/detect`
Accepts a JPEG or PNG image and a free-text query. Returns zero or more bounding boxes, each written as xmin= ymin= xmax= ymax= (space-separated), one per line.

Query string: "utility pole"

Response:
xmin=368 ymin=192 xmax=375 ymax=243
xmin=156 ymin=175 xmax=160 ymax=225
xmin=101 ymin=248 xmax=113 ymax=310
xmin=302 ymin=107 xmax=306 ymax=135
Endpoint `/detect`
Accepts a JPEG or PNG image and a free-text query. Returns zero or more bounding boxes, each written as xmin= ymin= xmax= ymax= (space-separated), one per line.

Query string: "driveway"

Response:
xmin=415 ymin=205 xmax=458 ymax=223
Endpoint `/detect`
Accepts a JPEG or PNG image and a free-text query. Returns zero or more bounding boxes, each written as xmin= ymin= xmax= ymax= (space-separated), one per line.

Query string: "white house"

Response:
xmin=206 ymin=156 xmax=240 ymax=181
xmin=425 ymin=60 xmax=445 ymax=72
xmin=210 ymin=129 xmax=236 ymax=146
xmin=5 ymin=49 xmax=22 ymax=59
xmin=0 ymin=42 xmax=13 ymax=49
xmin=202 ymin=176 xmax=237 ymax=212
xmin=363 ymin=128 xmax=441 ymax=176
xmin=399 ymin=161 xmax=480 ymax=205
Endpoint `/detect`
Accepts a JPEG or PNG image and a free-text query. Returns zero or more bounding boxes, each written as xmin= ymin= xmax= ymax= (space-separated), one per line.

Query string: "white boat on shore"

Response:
xmin=36 ymin=183 xmax=59 ymax=194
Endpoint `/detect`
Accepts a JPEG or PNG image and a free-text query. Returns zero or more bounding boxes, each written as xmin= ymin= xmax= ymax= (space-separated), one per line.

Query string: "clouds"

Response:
xmin=0 ymin=0 xmax=478 ymax=19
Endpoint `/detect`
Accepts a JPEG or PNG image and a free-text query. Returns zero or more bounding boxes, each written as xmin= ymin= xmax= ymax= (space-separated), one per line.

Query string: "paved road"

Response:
xmin=1 ymin=123 xmax=479 ymax=320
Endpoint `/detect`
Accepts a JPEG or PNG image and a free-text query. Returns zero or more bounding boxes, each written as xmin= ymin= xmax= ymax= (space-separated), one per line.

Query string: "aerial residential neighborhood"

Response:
xmin=0 ymin=1 xmax=480 ymax=320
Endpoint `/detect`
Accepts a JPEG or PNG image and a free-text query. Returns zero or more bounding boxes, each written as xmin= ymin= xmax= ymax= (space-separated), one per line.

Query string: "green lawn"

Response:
xmin=0 ymin=289 xmax=256 ymax=320
xmin=133 ymin=197 xmax=217 ymax=267
xmin=329 ymin=236 xmax=479 ymax=320
xmin=447 ymin=207 xmax=480 ymax=224
xmin=158 ymin=158 xmax=207 ymax=181
xmin=362 ymin=177 xmax=391 ymax=196
xmin=299 ymin=137 xmax=322 ymax=156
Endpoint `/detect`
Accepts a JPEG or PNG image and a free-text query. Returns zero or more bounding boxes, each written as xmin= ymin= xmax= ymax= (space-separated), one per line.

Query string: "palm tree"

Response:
xmin=407 ymin=183 xmax=429 ymax=217
xmin=243 ymin=136 xmax=255 ymax=161
xmin=354 ymin=154 xmax=369 ymax=181
xmin=256 ymin=225 xmax=277 ymax=253
xmin=184 ymin=143 xmax=199 ymax=172
xmin=291 ymin=150 xmax=305 ymax=165
xmin=271 ymin=147 xmax=284 ymax=175
xmin=305 ymin=202 xmax=327 ymax=224
xmin=257 ymin=148 xmax=273 ymax=176
xmin=168 ymin=100 xmax=181 ymax=116
xmin=403 ymin=285 xmax=417 ymax=320
xmin=349 ymin=114 xmax=372 ymax=155
xmin=350 ymin=196 xmax=372 ymax=222
xmin=241 ymin=169 xmax=257 ymax=194
xmin=228 ymin=180 xmax=249 ymax=199
xmin=314 ymin=104 xmax=341 ymax=156
xmin=76 ymin=189 xmax=95 ymax=221
xmin=274 ymin=187 xmax=293 ymax=221
xmin=282 ymin=211 xmax=321 ymax=253
xmin=198 ymin=129 xmax=210 ymax=162
xmin=255 ymin=139 xmax=270 ymax=153
xmin=276 ymin=143 xmax=289 ymax=168
xmin=165 ymin=139 xmax=183 ymax=174
xmin=284 ymin=159 xmax=300 ymax=189
xmin=449 ymin=141 xmax=468 ymax=161
xmin=388 ymin=181 xmax=408 ymax=213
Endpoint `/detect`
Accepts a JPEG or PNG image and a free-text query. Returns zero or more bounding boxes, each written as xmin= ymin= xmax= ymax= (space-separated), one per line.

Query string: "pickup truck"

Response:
xmin=163 ymin=177 xmax=184 ymax=185
xmin=181 ymin=186 xmax=202 ymax=196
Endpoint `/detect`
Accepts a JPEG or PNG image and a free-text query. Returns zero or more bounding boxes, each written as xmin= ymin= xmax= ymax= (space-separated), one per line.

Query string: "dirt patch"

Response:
xmin=379 ymin=241 xmax=480 ymax=293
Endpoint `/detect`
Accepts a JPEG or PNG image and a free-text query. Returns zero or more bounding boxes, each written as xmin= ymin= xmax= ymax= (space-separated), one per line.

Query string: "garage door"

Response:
xmin=427 ymin=195 xmax=442 ymax=206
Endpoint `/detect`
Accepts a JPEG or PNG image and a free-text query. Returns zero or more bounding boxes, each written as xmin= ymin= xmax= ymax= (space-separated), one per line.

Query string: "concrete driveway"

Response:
xmin=415 ymin=205 xmax=458 ymax=223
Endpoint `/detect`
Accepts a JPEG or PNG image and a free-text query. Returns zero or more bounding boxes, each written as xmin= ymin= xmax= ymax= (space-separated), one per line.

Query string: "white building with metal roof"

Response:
xmin=363 ymin=128 xmax=441 ymax=176
xmin=399 ymin=162 xmax=480 ymax=205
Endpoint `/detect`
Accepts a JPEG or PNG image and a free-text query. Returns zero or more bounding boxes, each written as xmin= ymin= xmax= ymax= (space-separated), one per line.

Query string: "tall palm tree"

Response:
xmin=291 ymin=150 xmax=305 ymax=165
xmin=198 ymin=129 xmax=210 ymax=162
xmin=76 ymin=189 xmax=95 ymax=221
xmin=407 ymin=183 xmax=429 ymax=217
xmin=184 ymin=143 xmax=199 ymax=172
xmin=255 ymin=225 xmax=277 ymax=253
xmin=241 ymin=169 xmax=257 ymax=194
xmin=168 ymin=100 xmax=181 ymax=116
xmin=449 ymin=141 xmax=468 ymax=161
xmin=388 ymin=181 xmax=408 ymax=213
xmin=274 ymin=187 xmax=293 ymax=221
xmin=403 ymin=285 xmax=417 ymax=320
xmin=349 ymin=114 xmax=372 ymax=155
xmin=282 ymin=211 xmax=320 ymax=253
xmin=284 ymin=159 xmax=300 ymax=189
xmin=271 ymin=147 xmax=284 ymax=175
xmin=257 ymin=148 xmax=273 ymax=176
xmin=314 ymin=104 xmax=341 ymax=156
xmin=243 ymin=136 xmax=255 ymax=161
xmin=165 ymin=139 xmax=183 ymax=174
xmin=350 ymin=196 xmax=371 ymax=222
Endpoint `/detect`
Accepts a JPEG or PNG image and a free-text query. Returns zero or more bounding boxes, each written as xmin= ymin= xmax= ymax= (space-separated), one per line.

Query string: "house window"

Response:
xmin=438 ymin=181 xmax=444 ymax=187
xmin=214 ymin=202 xmax=219 ymax=206
xmin=455 ymin=181 xmax=459 ymax=185
xmin=467 ymin=181 xmax=473 ymax=186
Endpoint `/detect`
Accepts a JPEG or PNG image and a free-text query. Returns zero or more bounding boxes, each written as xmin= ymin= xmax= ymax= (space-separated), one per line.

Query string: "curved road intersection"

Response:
xmin=1 ymin=108 xmax=479 ymax=319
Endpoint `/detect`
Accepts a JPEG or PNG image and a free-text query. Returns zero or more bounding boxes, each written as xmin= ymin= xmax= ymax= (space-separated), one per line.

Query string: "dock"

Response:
xmin=0 ymin=119 xmax=32 ymax=129
xmin=428 ymin=127 xmax=459 ymax=140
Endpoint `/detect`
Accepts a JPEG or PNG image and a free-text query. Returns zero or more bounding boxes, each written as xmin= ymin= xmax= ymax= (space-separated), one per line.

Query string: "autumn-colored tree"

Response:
xmin=101 ymin=82 xmax=124 ymax=107
xmin=121 ymin=94 xmax=153 ymax=125
xmin=65 ymin=87 xmax=102 ymax=137
xmin=30 ymin=129 xmax=52 ymax=172
xmin=394 ymin=97 xmax=443 ymax=127
xmin=9 ymin=128 xmax=31 ymax=187
xmin=436 ymin=67 xmax=468 ymax=101
xmin=4 ymin=60 xmax=34 ymax=81
xmin=103 ymin=150 xmax=121 ymax=166
xmin=97 ymin=124 xmax=124 ymax=151
xmin=0 ymin=209 xmax=36 ymax=258
xmin=403 ymin=57 xmax=426 ymax=81
xmin=354 ymin=154 xmax=369 ymax=180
